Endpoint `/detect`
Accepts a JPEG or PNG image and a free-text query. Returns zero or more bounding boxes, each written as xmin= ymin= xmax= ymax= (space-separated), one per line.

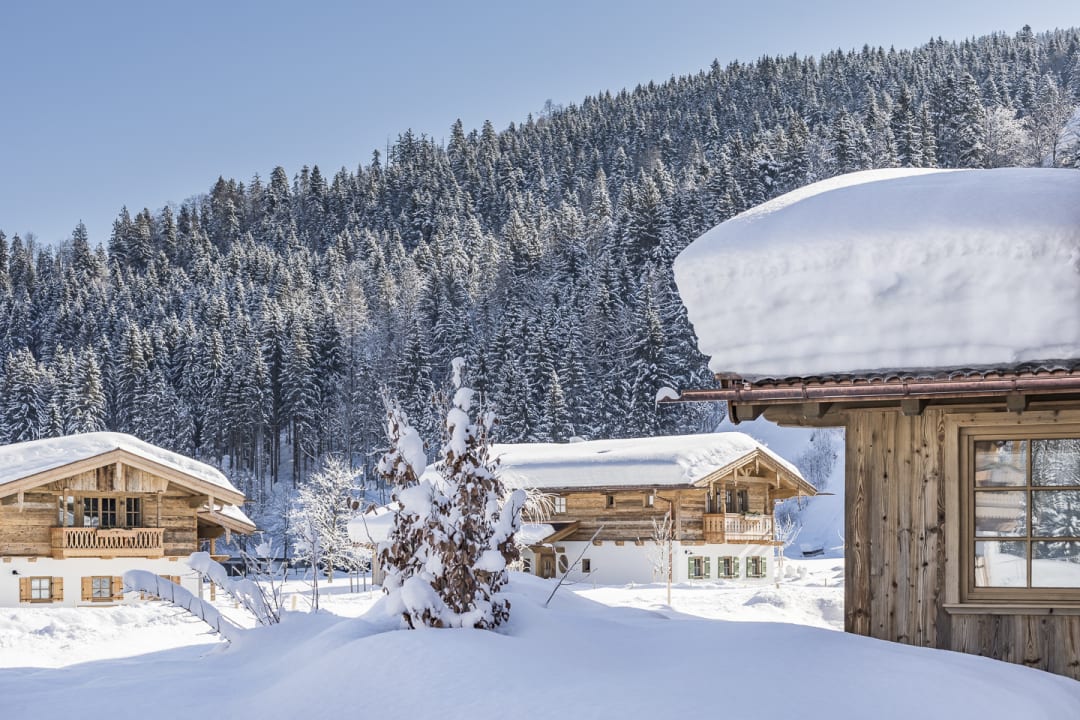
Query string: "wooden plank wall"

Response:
xmin=845 ymin=406 xmax=1080 ymax=680
xmin=0 ymin=463 xmax=200 ymax=557
xmin=558 ymin=484 xmax=773 ymax=544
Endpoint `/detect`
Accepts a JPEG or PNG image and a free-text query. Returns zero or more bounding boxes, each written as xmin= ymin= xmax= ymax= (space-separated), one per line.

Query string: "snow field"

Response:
xmin=2 ymin=568 xmax=1079 ymax=719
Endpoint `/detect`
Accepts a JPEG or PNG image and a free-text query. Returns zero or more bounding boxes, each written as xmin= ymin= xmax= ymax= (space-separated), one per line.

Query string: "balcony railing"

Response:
xmin=702 ymin=514 xmax=774 ymax=544
xmin=51 ymin=527 xmax=165 ymax=559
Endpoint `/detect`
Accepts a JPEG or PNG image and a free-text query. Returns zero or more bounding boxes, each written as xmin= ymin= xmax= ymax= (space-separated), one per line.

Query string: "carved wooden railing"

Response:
xmin=702 ymin=514 xmax=774 ymax=544
xmin=51 ymin=527 xmax=165 ymax=559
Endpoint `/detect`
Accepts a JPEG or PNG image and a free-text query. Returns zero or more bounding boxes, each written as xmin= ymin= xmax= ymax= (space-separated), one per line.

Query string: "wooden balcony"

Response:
xmin=702 ymin=514 xmax=774 ymax=544
xmin=51 ymin=527 xmax=165 ymax=559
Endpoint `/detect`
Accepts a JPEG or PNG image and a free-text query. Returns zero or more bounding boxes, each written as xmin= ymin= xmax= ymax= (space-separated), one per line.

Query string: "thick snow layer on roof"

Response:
xmin=674 ymin=168 xmax=1080 ymax=378
xmin=208 ymin=503 xmax=257 ymax=531
xmin=0 ymin=432 xmax=242 ymax=497
xmin=494 ymin=433 xmax=802 ymax=490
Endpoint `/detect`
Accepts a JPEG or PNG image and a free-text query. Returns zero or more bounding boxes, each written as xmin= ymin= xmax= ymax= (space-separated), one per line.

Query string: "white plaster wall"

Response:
xmin=0 ymin=557 xmax=201 ymax=607
xmin=523 ymin=542 xmax=779 ymax=585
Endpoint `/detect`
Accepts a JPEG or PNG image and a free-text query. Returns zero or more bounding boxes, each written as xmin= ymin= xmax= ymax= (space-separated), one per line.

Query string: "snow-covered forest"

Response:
xmin=1 ymin=26 xmax=1078 ymax=500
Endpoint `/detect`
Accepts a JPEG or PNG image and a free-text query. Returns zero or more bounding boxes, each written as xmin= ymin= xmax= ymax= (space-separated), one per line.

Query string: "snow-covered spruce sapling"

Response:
xmin=380 ymin=359 xmax=525 ymax=629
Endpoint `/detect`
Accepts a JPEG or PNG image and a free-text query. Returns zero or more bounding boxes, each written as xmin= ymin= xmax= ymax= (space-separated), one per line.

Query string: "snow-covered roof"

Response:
xmin=348 ymin=503 xmax=396 ymax=545
xmin=494 ymin=433 xmax=804 ymax=490
xmin=0 ymin=432 xmax=243 ymax=499
xmin=673 ymin=168 xmax=1080 ymax=379
xmin=199 ymin=503 xmax=257 ymax=533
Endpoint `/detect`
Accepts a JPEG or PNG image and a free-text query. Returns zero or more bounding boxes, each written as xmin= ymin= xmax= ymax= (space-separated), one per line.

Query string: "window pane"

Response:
xmin=1032 ymin=439 xmax=1080 ymax=487
xmin=974 ymin=540 xmax=1027 ymax=587
xmin=1032 ymin=542 xmax=1080 ymax=588
xmin=974 ymin=491 xmax=1027 ymax=537
xmin=1032 ymin=490 xmax=1080 ymax=538
xmin=974 ymin=440 xmax=1027 ymax=487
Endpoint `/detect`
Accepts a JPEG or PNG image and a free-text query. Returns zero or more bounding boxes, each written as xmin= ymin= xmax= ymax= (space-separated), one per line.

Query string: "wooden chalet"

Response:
xmin=0 ymin=432 xmax=255 ymax=606
xmin=495 ymin=435 xmax=815 ymax=584
xmin=667 ymin=167 xmax=1080 ymax=678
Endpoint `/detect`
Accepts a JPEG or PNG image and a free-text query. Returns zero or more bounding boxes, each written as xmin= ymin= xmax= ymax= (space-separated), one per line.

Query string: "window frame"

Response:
xmin=961 ymin=427 xmax=1080 ymax=603
xmin=29 ymin=576 xmax=51 ymax=602
xmin=552 ymin=496 xmax=567 ymax=514
xmin=91 ymin=576 xmax=113 ymax=601
xmin=949 ymin=413 xmax=1080 ymax=609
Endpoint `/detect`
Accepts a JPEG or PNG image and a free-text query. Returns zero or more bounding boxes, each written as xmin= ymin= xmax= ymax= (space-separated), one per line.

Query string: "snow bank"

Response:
xmin=674 ymin=168 xmax=1080 ymax=378
xmin=123 ymin=570 xmax=242 ymax=642
xmin=4 ymin=572 xmax=1079 ymax=719
xmin=0 ymin=432 xmax=242 ymax=496
xmin=495 ymin=433 xmax=802 ymax=489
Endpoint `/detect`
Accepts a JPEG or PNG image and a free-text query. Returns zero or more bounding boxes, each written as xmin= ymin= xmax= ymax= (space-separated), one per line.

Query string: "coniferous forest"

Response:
xmin=1 ymin=27 xmax=1079 ymax=504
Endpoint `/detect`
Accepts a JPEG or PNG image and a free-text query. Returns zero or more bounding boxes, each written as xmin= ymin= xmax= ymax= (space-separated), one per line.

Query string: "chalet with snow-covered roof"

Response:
xmin=493 ymin=434 xmax=815 ymax=585
xmin=669 ymin=167 xmax=1080 ymax=679
xmin=0 ymin=432 xmax=255 ymax=607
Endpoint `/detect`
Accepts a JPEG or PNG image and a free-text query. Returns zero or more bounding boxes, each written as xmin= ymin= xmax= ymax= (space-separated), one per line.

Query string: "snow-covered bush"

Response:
xmin=288 ymin=456 xmax=363 ymax=609
xmin=379 ymin=358 xmax=525 ymax=629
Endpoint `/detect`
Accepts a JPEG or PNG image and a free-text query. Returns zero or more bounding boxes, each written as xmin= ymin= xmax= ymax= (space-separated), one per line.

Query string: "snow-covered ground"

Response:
xmin=3 ymin=566 xmax=1080 ymax=719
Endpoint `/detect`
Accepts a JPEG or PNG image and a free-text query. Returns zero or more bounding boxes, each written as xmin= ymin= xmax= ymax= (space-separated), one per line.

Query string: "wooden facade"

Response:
xmin=541 ymin=481 xmax=780 ymax=547
xmin=0 ymin=448 xmax=250 ymax=562
xmin=715 ymin=381 xmax=1080 ymax=680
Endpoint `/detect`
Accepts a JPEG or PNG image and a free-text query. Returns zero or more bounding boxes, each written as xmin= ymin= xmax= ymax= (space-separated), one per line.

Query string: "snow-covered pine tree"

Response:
xmin=425 ymin=358 xmax=524 ymax=629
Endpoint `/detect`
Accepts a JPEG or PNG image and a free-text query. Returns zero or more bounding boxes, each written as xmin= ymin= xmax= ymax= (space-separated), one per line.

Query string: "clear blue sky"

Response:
xmin=0 ymin=0 xmax=1075 ymax=247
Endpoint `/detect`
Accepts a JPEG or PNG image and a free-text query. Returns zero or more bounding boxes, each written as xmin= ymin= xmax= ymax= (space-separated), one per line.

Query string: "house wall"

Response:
xmin=0 ymin=556 xmax=201 ymax=607
xmin=553 ymin=486 xmax=772 ymax=544
xmin=844 ymin=403 xmax=1080 ymax=680
xmin=522 ymin=541 xmax=776 ymax=585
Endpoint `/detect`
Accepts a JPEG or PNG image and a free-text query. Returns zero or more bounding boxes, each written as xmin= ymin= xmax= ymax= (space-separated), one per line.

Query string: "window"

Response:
xmin=553 ymin=496 xmax=567 ymax=514
xmin=644 ymin=493 xmax=655 ymax=508
xmin=125 ymin=497 xmax=142 ymax=527
xmin=30 ymin=577 xmax=51 ymax=601
xmin=83 ymin=497 xmax=118 ymax=528
xmin=558 ymin=554 xmax=569 ymax=573
xmin=91 ymin=576 xmax=112 ymax=600
xmin=581 ymin=559 xmax=592 ymax=574
xmin=605 ymin=495 xmax=615 ymax=509
xmin=719 ymin=556 xmax=739 ymax=578
xmin=688 ymin=556 xmax=710 ymax=579
xmin=968 ymin=436 xmax=1080 ymax=595
xmin=725 ymin=489 xmax=749 ymax=514
xmin=747 ymin=556 xmax=768 ymax=579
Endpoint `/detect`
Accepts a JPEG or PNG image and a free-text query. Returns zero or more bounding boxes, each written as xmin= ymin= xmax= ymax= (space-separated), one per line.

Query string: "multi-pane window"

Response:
xmin=972 ymin=438 xmax=1080 ymax=591
xmin=30 ymin=577 xmax=51 ymax=601
xmin=83 ymin=497 xmax=118 ymax=528
xmin=125 ymin=498 xmax=142 ymax=527
xmin=725 ymin=489 xmax=749 ymax=514
xmin=553 ymin=496 xmax=567 ymax=514
xmin=91 ymin=576 xmax=112 ymax=600
xmin=688 ymin=556 xmax=710 ymax=579
xmin=746 ymin=556 xmax=768 ymax=579
xmin=719 ymin=556 xmax=739 ymax=578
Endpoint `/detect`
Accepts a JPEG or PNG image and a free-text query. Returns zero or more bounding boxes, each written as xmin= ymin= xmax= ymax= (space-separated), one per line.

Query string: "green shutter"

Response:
xmin=761 ymin=556 xmax=767 ymax=579
xmin=733 ymin=557 xmax=740 ymax=577
xmin=688 ymin=557 xmax=695 ymax=579
xmin=704 ymin=557 xmax=711 ymax=579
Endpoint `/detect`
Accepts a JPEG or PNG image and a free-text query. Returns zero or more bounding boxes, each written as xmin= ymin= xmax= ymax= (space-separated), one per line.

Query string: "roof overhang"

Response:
xmin=198 ymin=508 xmax=257 ymax=535
xmin=662 ymin=368 xmax=1080 ymax=426
xmin=691 ymin=448 xmax=817 ymax=498
xmin=0 ymin=447 xmax=246 ymax=506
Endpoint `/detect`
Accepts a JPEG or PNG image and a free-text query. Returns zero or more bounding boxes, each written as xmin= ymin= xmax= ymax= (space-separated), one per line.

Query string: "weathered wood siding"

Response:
xmin=0 ymin=463 xmax=200 ymax=558
xmin=845 ymin=405 xmax=1080 ymax=680
xmin=0 ymin=492 xmax=57 ymax=555
xmin=556 ymin=484 xmax=773 ymax=544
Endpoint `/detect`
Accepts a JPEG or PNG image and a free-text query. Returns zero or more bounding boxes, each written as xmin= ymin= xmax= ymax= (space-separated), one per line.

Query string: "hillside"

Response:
xmin=0 ymin=26 xmax=1077 ymax=505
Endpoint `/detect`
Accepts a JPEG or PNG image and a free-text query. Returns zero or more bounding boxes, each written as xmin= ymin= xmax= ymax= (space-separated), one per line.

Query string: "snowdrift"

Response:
xmin=3 ymin=573 xmax=1078 ymax=719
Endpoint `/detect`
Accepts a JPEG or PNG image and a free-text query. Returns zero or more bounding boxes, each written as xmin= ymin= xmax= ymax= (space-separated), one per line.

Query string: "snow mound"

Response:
xmin=674 ymin=168 xmax=1080 ymax=378
xmin=5 ymin=571 xmax=1080 ymax=719
xmin=494 ymin=433 xmax=803 ymax=490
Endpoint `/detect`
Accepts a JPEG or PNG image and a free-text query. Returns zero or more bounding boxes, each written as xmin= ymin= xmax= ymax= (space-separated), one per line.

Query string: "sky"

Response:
xmin=0 ymin=0 xmax=1076 ymax=247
